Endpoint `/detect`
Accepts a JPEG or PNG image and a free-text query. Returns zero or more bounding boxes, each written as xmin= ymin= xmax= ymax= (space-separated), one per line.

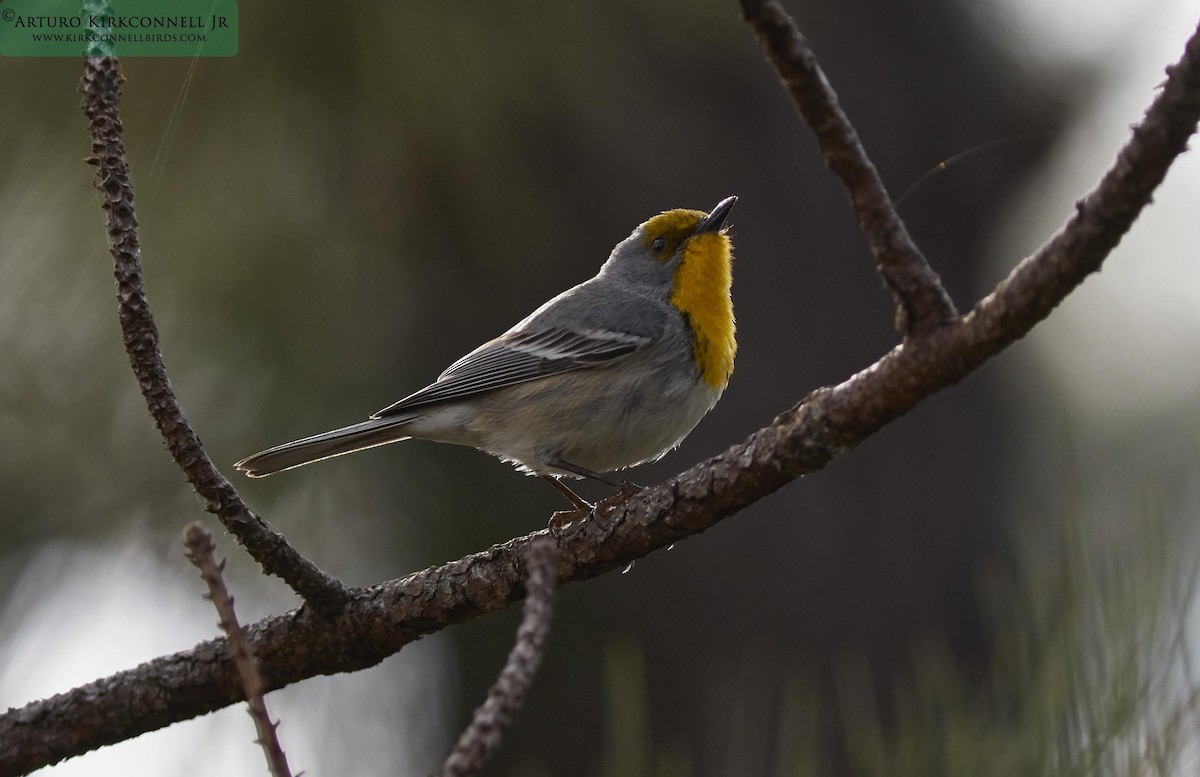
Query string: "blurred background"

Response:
xmin=1 ymin=0 xmax=1198 ymax=774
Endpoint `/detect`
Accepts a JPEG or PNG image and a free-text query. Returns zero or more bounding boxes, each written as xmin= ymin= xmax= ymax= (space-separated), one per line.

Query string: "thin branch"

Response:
xmin=78 ymin=56 xmax=350 ymax=612
xmin=439 ymin=536 xmax=559 ymax=777
xmin=739 ymin=0 xmax=960 ymax=336
xmin=183 ymin=523 xmax=294 ymax=777
xmin=7 ymin=17 xmax=1196 ymax=777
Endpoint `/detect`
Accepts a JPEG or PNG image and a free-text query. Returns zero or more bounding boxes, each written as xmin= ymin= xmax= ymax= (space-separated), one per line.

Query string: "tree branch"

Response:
xmin=78 ymin=56 xmax=351 ymax=612
xmin=8 ymin=16 xmax=1196 ymax=777
xmin=184 ymin=524 xmax=294 ymax=777
xmin=739 ymin=0 xmax=960 ymax=336
xmin=439 ymin=536 xmax=558 ymax=776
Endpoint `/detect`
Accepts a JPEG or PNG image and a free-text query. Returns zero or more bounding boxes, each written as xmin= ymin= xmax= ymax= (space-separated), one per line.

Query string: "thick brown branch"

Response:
xmin=10 ymin=19 xmax=1196 ymax=777
xmin=439 ymin=536 xmax=558 ymax=776
xmin=184 ymin=524 xmax=294 ymax=777
xmin=739 ymin=0 xmax=960 ymax=336
xmin=78 ymin=56 xmax=350 ymax=612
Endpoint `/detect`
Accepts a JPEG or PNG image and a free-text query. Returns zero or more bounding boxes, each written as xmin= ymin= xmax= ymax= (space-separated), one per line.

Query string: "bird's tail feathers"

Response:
xmin=234 ymin=416 xmax=414 ymax=477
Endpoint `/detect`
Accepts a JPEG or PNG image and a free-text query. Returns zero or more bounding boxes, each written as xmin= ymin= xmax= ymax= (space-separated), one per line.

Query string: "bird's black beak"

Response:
xmin=694 ymin=195 xmax=738 ymax=234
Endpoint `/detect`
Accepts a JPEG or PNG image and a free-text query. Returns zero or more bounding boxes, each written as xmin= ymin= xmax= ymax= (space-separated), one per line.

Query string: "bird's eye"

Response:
xmin=651 ymin=236 xmax=668 ymax=254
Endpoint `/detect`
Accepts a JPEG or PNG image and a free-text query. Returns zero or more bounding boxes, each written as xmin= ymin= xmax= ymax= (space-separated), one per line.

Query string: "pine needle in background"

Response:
xmin=592 ymin=496 xmax=1200 ymax=777
xmin=810 ymin=497 xmax=1199 ymax=777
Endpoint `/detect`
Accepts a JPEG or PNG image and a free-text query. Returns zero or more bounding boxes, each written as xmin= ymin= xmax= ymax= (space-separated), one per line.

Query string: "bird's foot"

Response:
xmin=593 ymin=482 xmax=644 ymax=521
xmin=616 ymin=480 xmax=644 ymax=497
xmin=548 ymin=504 xmax=593 ymax=532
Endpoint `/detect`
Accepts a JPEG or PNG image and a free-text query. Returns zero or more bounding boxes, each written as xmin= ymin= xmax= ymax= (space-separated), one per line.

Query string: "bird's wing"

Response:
xmin=370 ymin=326 xmax=652 ymax=418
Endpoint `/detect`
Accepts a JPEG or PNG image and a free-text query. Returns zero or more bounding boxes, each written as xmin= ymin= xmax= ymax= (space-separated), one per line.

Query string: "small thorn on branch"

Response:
xmin=438 ymin=536 xmax=560 ymax=777
xmin=184 ymin=522 xmax=295 ymax=777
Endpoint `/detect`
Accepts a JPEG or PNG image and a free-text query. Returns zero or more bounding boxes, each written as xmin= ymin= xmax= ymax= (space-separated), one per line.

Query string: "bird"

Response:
xmin=235 ymin=196 xmax=738 ymax=515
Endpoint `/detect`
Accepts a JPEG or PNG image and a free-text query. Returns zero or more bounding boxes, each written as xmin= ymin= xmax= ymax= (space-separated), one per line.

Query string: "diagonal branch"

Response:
xmin=739 ymin=0 xmax=960 ymax=336
xmin=184 ymin=524 xmax=294 ymax=777
xmin=6 ymin=20 xmax=1198 ymax=772
xmin=78 ymin=56 xmax=351 ymax=612
xmin=439 ymin=536 xmax=559 ymax=776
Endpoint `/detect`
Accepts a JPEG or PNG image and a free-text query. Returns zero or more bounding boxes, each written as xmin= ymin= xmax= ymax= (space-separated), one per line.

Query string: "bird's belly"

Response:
xmin=450 ymin=368 xmax=723 ymax=476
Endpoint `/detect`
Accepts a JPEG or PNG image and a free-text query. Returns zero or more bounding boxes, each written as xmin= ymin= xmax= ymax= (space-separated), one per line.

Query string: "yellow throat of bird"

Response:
xmin=638 ymin=207 xmax=735 ymax=390
xmin=673 ymin=229 xmax=735 ymax=389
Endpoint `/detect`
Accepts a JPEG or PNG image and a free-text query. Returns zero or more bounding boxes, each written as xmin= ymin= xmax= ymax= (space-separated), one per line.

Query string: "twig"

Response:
xmin=183 ymin=523 xmax=294 ymax=777
xmin=739 ymin=0 xmax=960 ymax=336
xmin=439 ymin=536 xmax=558 ymax=777
xmin=7 ymin=17 xmax=1197 ymax=776
xmin=78 ymin=56 xmax=350 ymax=612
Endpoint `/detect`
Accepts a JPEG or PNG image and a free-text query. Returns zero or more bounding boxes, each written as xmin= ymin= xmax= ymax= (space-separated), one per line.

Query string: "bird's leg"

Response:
xmin=547 ymin=457 xmax=643 ymax=494
xmin=542 ymin=474 xmax=592 ymax=510
xmin=542 ymin=475 xmax=593 ymax=531
xmin=546 ymin=458 xmax=644 ymax=521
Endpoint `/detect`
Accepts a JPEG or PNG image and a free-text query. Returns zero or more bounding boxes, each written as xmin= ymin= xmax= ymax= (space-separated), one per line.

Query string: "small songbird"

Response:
xmin=236 ymin=196 xmax=738 ymax=512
